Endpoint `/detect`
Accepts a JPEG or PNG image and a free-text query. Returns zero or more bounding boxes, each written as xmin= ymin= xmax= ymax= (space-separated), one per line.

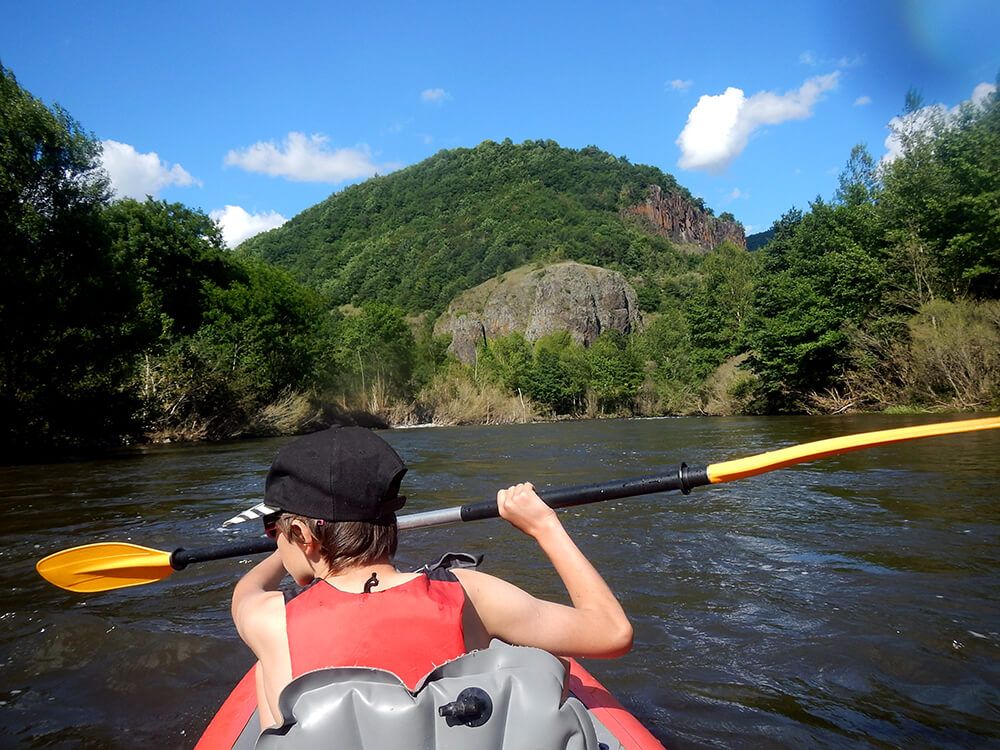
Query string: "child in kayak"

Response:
xmin=231 ymin=425 xmax=633 ymax=730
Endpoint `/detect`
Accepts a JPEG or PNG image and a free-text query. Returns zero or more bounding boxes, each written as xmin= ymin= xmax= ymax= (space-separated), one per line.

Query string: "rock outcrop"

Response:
xmin=624 ymin=185 xmax=746 ymax=250
xmin=434 ymin=261 xmax=641 ymax=364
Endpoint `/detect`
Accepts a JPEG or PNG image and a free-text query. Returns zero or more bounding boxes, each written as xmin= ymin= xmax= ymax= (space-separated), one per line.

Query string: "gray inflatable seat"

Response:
xmin=255 ymin=640 xmax=600 ymax=749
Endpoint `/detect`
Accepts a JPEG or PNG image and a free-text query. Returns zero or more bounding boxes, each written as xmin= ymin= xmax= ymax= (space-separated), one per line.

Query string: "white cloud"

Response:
xmin=385 ymin=120 xmax=410 ymax=134
xmin=421 ymin=88 xmax=450 ymax=103
xmin=801 ymin=51 xmax=864 ymax=68
xmin=836 ymin=54 xmax=865 ymax=68
xmin=854 ymin=95 xmax=872 ymax=106
xmin=225 ymin=132 xmax=386 ymax=183
xmin=675 ymin=87 xmax=744 ymax=172
xmin=971 ymin=82 xmax=996 ymax=105
xmin=209 ymin=205 xmax=287 ymax=248
xmin=726 ymin=187 xmax=746 ymax=201
xmin=100 ymin=140 xmax=199 ymax=200
xmin=676 ymin=72 xmax=840 ymax=173
xmin=668 ymin=79 xmax=693 ymax=92
xmin=881 ymin=81 xmax=996 ymax=163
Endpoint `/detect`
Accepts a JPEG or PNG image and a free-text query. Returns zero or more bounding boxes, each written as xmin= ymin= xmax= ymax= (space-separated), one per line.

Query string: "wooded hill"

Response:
xmin=239 ymin=139 xmax=741 ymax=315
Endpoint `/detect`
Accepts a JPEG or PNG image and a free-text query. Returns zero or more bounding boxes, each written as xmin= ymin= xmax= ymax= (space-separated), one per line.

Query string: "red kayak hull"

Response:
xmin=195 ymin=658 xmax=665 ymax=750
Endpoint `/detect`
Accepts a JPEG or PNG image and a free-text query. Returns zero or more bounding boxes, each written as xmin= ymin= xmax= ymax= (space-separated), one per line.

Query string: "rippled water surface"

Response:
xmin=2 ymin=415 xmax=998 ymax=748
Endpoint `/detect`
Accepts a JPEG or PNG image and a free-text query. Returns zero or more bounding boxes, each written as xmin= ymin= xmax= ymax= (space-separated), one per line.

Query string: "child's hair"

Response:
xmin=277 ymin=513 xmax=398 ymax=574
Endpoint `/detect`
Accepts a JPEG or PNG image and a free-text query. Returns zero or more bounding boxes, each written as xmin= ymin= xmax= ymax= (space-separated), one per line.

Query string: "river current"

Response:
xmin=1 ymin=415 xmax=998 ymax=748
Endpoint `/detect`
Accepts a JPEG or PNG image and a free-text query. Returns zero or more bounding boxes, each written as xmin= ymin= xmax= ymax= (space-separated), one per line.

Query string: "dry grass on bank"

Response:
xmin=417 ymin=366 xmax=539 ymax=425
xmin=145 ymin=422 xmax=213 ymax=444
xmin=699 ymin=354 xmax=758 ymax=415
xmin=254 ymin=392 xmax=330 ymax=434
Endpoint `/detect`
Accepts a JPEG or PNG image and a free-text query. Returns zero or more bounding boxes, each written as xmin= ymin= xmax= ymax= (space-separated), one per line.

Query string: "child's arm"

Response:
xmin=232 ymin=549 xmax=287 ymax=612
xmin=231 ymin=551 xmax=293 ymax=729
xmin=454 ymin=482 xmax=633 ymax=658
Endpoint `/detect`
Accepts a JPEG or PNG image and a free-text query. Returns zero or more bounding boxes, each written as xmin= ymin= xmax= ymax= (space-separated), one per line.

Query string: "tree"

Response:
xmin=747 ymin=199 xmax=888 ymax=411
xmin=686 ymin=241 xmax=759 ymax=373
xmin=0 ymin=65 xmax=137 ymax=453
xmin=478 ymin=333 xmax=533 ymax=393
xmin=411 ymin=320 xmax=453 ymax=392
xmin=103 ymin=198 xmax=233 ymax=348
xmin=632 ymin=309 xmax=694 ymax=383
xmin=836 ymin=144 xmax=879 ymax=206
xmin=880 ymin=86 xmax=1000 ymax=298
xmin=585 ymin=331 xmax=643 ymax=411
xmin=522 ymin=332 xmax=588 ymax=414
xmin=333 ymin=303 xmax=416 ymax=398
xmin=880 ymin=86 xmax=1000 ymax=302
xmin=142 ymin=256 xmax=339 ymax=438
xmin=200 ymin=258 xmax=336 ymax=398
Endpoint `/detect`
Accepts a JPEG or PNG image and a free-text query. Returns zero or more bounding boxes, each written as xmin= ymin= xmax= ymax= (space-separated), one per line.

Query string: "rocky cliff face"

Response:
xmin=624 ymin=185 xmax=746 ymax=250
xmin=434 ymin=261 xmax=641 ymax=364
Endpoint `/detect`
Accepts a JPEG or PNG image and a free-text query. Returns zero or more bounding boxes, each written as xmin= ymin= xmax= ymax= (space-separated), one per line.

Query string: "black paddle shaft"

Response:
xmin=171 ymin=538 xmax=277 ymax=570
xmin=170 ymin=464 xmax=710 ymax=568
xmin=459 ymin=463 xmax=710 ymax=522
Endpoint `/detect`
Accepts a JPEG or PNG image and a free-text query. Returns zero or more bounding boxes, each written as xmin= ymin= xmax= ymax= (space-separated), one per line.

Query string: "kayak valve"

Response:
xmin=438 ymin=687 xmax=493 ymax=727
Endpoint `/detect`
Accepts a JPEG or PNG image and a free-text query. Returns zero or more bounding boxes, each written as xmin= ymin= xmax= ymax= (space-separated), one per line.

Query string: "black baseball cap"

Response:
xmin=262 ymin=426 xmax=407 ymax=523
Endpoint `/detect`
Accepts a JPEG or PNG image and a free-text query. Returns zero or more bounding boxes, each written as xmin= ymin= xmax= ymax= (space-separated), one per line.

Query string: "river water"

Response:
xmin=1 ymin=415 xmax=998 ymax=749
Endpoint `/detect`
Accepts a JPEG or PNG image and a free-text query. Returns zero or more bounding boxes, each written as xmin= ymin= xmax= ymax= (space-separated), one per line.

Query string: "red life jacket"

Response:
xmin=284 ymin=570 xmax=467 ymax=689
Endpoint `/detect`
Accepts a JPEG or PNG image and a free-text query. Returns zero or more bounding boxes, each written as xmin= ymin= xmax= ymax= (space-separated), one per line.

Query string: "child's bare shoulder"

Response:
xmin=451 ymin=567 xmax=532 ymax=605
xmin=234 ymin=590 xmax=286 ymax=647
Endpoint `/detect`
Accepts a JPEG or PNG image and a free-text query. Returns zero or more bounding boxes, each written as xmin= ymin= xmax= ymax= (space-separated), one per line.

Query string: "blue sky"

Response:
xmin=3 ymin=1 xmax=997 ymax=245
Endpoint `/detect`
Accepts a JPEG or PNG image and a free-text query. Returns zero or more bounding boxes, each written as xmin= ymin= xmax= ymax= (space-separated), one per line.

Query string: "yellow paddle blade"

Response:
xmin=36 ymin=542 xmax=175 ymax=593
xmin=707 ymin=416 xmax=1000 ymax=484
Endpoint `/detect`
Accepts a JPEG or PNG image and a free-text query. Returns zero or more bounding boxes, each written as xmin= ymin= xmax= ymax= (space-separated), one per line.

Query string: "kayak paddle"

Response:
xmin=36 ymin=416 xmax=1000 ymax=593
xmin=36 ymin=539 xmax=277 ymax=594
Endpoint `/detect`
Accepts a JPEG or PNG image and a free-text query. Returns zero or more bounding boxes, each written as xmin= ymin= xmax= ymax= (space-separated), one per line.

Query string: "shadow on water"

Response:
xmin=1 ymin=415 xmax=998 ymax=748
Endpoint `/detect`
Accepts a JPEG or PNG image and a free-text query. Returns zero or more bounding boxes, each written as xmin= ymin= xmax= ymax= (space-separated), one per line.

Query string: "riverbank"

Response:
xmin=141 ymin=385 xmax=952 ymax=447
xmin=5 ymin=379 xmax=970 ymax=467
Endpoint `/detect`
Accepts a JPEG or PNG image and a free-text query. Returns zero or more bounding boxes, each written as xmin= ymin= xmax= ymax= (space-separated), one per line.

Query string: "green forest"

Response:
xmin=2 ymin=63 xmax=998 ymax=460
xmin=239 ymin=137 xmax=719 ymax=314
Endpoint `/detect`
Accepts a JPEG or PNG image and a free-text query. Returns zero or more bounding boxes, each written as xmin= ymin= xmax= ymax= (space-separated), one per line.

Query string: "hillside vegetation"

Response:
xmin=239 ymin=139 xmax=728 ymax=314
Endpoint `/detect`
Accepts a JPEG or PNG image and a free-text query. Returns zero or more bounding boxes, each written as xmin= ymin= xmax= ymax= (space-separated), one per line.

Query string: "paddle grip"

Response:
xmin=458 ymin=465 xmax=710 ymax=523
xmin=171 ymin=537 xmax=277 ymax=570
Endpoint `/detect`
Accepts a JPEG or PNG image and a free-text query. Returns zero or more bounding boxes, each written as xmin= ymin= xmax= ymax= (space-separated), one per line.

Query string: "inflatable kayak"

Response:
xmin=195 ymin=640 xmax=666 ymax=749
